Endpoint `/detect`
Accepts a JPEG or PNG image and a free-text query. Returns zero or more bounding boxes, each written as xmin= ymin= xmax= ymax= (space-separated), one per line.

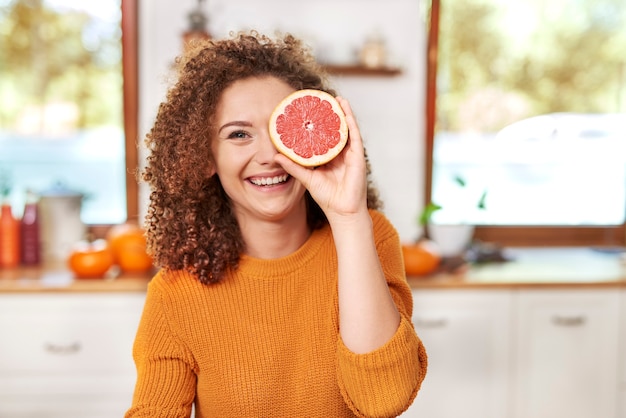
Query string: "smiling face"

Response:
xmin=211 ymin=76 xmax=308 ymax=227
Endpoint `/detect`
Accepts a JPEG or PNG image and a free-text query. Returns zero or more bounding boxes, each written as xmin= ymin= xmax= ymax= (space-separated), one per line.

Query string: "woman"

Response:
xmin=125 ymin=31 xmax=427 ymax=418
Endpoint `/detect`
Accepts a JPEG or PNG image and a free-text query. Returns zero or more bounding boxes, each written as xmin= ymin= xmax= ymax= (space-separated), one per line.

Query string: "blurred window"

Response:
xmin=0 ymin=0 xmax=136 ymax=224
xmin=427 ymin=0 xmax=626 ymax=246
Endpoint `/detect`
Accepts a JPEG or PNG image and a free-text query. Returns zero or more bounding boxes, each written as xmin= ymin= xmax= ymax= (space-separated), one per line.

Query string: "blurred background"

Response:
xmin=1 ymin=2 xmax=626 ymax=418
xmin=2 ymin=0 xmax=625 ymax=249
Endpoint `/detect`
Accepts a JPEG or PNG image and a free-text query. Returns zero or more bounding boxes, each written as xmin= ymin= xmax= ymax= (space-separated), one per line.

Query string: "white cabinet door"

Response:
xmin=617 ymin=289 xmax=626 ymax=418
xmin=0 ymin=292 xmax=145 ymax=418
xmin=401 ymin=289 xmax=513 ymax=418
xmin=513 ymin=289 xmax=620 ymax=418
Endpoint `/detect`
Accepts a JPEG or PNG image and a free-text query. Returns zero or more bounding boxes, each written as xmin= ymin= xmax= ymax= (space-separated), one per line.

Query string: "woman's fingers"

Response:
xmin=336 ymin=96 xmax=365 ymax=159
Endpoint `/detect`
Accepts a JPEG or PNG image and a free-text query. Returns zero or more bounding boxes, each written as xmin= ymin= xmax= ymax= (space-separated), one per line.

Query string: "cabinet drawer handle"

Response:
xmin=44 ymin=342 xmax=82 ymax=354
xmin=551 ymin=315 xmax=586 ymax=327
xmin=415 ymin=318 xmax=448 ymax=328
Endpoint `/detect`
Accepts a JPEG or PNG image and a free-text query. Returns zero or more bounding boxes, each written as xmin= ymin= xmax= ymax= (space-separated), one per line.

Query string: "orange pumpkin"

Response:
xmin=68 ymin=239 xmax=115 ymax=279
xmin=402 ymin=240 xmax=442 ymax=277
xmin=106 ymin=222 xmax=153 ymax=274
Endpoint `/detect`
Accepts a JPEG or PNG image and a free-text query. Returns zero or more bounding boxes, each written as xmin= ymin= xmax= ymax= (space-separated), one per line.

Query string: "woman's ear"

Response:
xmin=207 ymin=161 xmax=217 ymax=178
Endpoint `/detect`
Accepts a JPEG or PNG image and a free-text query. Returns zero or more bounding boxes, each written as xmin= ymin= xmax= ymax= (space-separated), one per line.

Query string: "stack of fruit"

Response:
xmin=67 ymin=222 xmax=154 ymax=279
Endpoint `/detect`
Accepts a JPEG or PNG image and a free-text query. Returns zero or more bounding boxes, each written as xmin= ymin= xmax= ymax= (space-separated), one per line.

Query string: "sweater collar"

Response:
xmin=236 ymin=223 xmax=333 ymax=278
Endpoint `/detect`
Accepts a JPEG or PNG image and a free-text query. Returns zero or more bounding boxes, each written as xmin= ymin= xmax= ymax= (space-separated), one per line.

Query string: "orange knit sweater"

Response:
xmin=125 ymin=210 xmax=427 ymax=418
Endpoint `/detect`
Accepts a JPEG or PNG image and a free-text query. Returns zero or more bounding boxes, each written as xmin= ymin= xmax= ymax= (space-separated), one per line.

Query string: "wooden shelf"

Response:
xmin=322 ymin=64 xmax=402 ymax=77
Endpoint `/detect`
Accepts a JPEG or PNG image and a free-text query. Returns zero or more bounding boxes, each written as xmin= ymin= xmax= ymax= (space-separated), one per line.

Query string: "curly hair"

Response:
xmin=142 ymin=31 xmax=382 ymax=284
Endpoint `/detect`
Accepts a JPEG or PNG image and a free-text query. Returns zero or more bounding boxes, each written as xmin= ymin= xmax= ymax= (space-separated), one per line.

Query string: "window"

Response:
xmin=426 ymin=0 xmax=626 ymax=246
xmin=0 ymin=0 xmax=138 ymax=225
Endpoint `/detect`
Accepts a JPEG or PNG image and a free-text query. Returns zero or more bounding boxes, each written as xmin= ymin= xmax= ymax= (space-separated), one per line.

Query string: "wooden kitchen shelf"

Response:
xmin=322 ymin=64 xmax=402 ymax=77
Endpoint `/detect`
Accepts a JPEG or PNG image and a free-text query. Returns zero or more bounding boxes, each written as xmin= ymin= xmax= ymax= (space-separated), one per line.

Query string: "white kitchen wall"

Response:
xmin=138 ymin=0 xmax=427 ymax=242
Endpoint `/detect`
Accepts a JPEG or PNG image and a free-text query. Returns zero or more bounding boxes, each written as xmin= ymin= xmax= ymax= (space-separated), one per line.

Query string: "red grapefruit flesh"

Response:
xmin=269 ymin=89 xmax=348 ymax=167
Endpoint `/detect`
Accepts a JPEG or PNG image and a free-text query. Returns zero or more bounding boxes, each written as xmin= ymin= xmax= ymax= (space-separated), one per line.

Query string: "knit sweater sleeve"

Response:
xmin=336 ymin=211 xmax=428 ymax=418
xmin=125 ymin=272 xmax=198 ymax=418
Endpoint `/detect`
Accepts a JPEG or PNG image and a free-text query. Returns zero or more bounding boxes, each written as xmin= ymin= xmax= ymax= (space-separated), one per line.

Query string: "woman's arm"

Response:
xmin=330 ymin=207 xmax=401 ymax=353
xmin=125 ymin=277 xmax=197 ymax=418
xmin=274 ymin=97 xmax=401 ymax=354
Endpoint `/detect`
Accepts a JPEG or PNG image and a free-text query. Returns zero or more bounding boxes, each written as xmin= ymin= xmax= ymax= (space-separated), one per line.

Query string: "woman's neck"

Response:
xmin=239 ymin=212 xmax=312 ymax=259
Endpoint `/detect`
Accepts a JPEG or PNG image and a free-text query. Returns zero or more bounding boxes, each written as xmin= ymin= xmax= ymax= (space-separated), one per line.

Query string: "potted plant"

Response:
xmin=420 ymin=175 xmax=487 ymax=257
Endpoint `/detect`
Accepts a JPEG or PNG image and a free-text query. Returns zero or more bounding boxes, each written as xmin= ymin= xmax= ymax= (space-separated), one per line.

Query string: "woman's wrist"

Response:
xmin=326 ymin=208 xmax=372 ymax=233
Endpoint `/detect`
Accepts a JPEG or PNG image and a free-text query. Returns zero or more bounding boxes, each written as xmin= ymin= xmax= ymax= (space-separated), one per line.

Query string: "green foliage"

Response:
xmin=453 ymin=175 xmax=466 ymax=187
xmin=419 ymin=202 xmax=443 ymax=226
xmin=0 ymin=0 xmax=122 ymax=131
xmin=437 ymin=0 xmax=626 ymax=133
xmin=420 ymin=174 xmax=487 ymax=225
xmin=477 ymin=190 xmax=487 ymax=210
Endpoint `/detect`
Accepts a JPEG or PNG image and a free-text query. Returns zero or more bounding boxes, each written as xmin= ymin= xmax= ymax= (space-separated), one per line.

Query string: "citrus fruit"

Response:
xmin=106 ymin=222 xmax=143 ymax=262
xmin=106 ymin=222 xmax=153 ymax=273
xmin=67 ymin=239 xmax=115 ymax=279
xmin=402 ymin=240 xmax=442 ymax=277
xmin=269 ymin=89 xmax=348 ymax=167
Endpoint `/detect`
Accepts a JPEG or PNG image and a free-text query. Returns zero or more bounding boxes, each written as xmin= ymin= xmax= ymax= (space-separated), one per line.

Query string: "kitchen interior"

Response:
xmin=0 ymin=0 xmax=625 ymax=417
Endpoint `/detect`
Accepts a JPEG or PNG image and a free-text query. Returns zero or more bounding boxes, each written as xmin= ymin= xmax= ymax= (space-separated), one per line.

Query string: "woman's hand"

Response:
xmin=276 ymin=96 xmax=400 ymax=354
xmin=273 ymin=97 xmax=369 ymax=221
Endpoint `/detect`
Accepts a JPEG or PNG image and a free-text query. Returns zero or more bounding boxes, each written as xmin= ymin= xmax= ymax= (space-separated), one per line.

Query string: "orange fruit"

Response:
xmin=106 ymin=222 xmax=142 ymax=262
xmin=116 ymin=240 xmax=154 ymax=273
xmin=269 ymin=89 xmax=348 ymax=167
xmin=402 ymin=240 xmax=442 ymax=276
xmin=68 ymin=239 xmax=115 ymax=279
xmin=106 ymin=222 xmax=154 ymax=273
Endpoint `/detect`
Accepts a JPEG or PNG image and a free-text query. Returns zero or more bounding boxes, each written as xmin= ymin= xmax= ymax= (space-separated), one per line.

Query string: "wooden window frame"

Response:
xmin=91 ymin=0 xmax=138 ymax=237
xmin=122 ymin=0 xmax=139 ymax=222
xmin=424 ymin=0 xmax=626 ymax=248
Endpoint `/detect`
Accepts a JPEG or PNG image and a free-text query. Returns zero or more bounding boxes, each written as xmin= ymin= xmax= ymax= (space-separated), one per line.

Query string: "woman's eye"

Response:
xmin=228 ymin=130 xmax=250 ymax=139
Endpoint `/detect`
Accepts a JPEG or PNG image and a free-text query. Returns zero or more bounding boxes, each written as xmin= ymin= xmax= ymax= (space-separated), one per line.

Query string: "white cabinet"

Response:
xmin=402 ymin=289 xmax=513 ymax=418
xmin=512 ymin=289 xmax=621 ymax=418
xmin=0 ymin=292 xmax=145 ymax=418
xmin=402 ymin=287 xmax=624 ymax=418
xmin=617 ymin=289 xmax=626 ymax=418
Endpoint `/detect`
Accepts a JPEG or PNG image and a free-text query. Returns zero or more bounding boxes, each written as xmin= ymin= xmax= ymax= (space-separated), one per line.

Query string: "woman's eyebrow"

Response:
xmin=218 ymin=120 xmax=252 ymax=133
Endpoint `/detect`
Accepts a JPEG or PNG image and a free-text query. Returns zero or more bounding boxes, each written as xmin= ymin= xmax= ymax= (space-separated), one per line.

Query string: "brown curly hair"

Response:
xmin=142 ymin=31 xmax=382 ymax=284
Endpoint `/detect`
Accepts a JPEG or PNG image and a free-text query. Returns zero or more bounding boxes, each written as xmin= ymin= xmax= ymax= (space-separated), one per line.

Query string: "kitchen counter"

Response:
xmin=0 ymin=262 xmax=150 ymax=293
xmin=1 ymin=247 xmax=625 ymax=293
xmin=408 ymin=247 xmax=626 ymax=289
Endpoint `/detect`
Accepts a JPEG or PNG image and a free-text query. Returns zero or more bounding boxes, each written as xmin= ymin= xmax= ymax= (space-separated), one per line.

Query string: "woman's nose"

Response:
xmin=255 ymin=131 xmax=279 ymax=164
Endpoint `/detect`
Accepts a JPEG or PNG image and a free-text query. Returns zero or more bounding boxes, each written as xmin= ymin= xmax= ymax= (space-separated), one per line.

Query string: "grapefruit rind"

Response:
xmin=269 ymin=89 xmax=348 ymax=167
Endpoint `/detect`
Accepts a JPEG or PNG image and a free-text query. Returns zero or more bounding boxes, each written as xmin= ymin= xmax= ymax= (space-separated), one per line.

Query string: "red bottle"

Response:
xmin=20 ymin=191 xmax=41 ymax=265
xmin=0 ymin=202 xmax=20 ymax=268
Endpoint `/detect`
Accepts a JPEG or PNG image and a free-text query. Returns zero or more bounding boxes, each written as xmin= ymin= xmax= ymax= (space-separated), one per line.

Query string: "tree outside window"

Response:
xmin=427 ymin=0 xmax=626 ymax=246
xmin=0 ymin=0 xmax=128 ymax=224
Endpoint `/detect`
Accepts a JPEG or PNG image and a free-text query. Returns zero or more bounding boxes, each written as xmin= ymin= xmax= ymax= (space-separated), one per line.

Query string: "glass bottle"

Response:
xmin=0 ymin=199 xmax=20 ymax=268
xmin=20 ymin=190 xmax=41 ymax=266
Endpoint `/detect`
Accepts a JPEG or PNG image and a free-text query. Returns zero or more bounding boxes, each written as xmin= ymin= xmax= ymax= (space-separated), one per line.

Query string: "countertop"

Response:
xmin=0 ymin=262 xmax=151 ymax=293
xmin=408 ymin=247 xmax=626 ymax=289
xmin=1 ymin=247 xmax=625 ymax=293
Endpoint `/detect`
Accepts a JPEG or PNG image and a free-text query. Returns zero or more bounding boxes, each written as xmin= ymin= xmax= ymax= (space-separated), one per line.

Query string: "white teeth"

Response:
xmin=250 ymin=174 xmax=289 ymax=186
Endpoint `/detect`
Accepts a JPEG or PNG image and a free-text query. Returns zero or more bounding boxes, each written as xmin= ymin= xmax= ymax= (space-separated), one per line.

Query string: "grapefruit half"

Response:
xmin=269 ymin=89 xmax=348 ymax=167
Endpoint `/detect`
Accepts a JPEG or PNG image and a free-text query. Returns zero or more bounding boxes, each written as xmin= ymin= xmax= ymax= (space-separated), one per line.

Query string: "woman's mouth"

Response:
xmin=249 ymin=174 xmax=290 ymax=187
